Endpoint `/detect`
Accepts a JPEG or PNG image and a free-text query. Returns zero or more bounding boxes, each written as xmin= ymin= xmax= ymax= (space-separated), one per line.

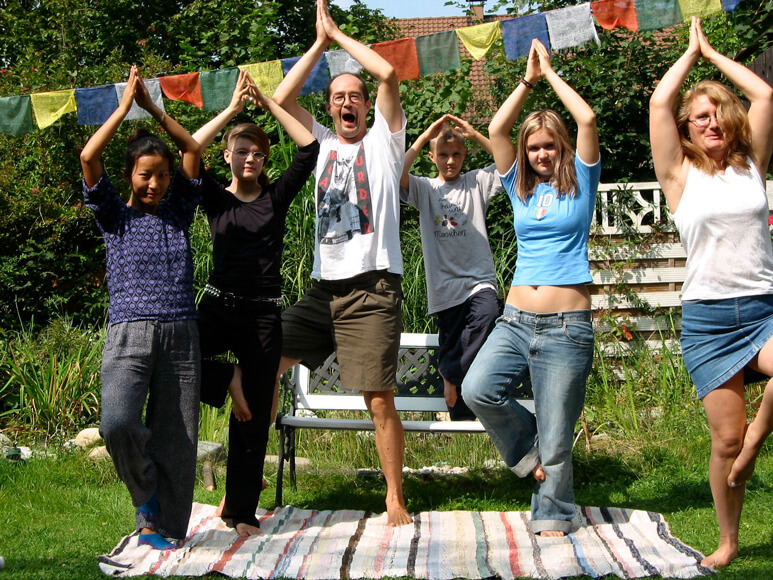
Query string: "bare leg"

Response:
xmin=363 ymin=390 xmax=412 ymax=527
xmin=729 ymin=340 xmax=773 ymax=487
xmin=227 ymin=364 xmax=252 ymax=422
xmin=273 ymin=356 xmax=300 ymax=427
xmin=700 ymin=374 xmax=746 ymax=568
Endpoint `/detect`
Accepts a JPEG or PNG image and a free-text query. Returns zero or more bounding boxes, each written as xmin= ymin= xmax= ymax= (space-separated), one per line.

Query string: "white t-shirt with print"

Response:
xmin=311 ymin=107 xmax=406 ymax=280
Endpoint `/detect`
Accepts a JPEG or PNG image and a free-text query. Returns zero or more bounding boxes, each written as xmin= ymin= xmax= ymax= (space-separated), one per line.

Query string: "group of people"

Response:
xmin=80 ymin=0 xmax=772 ymax=569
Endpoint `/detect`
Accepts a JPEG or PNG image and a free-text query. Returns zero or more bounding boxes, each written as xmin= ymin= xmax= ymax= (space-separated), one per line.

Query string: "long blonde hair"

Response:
xmin=515 ymin=109 xmax=576 ymax=202
xmin=675 ymin=80 xmax=752 ymax=174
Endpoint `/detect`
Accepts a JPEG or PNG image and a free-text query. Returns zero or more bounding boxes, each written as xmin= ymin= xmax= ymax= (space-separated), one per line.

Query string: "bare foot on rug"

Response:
xmin=228 ymin=365 xmax=252 ymax=422
xmin=728 ymin=421 xmax=770 ymax=488
xmin=386 ymin=495 xmax=412 ymax=527
xmin=236 ymin=522 xmax=261 ymax=537
xmin=533 ymin=463 xmax=546 ymax=482
xmin=537 ymin=530 xmax=566 ymax=538
xmin=701 ymin=545 xmax=738 ymax=569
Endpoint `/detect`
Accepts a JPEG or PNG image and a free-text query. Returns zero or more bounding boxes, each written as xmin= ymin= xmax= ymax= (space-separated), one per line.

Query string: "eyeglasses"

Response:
xmin=330 ymin=92 xmax=364 ymax=106
xmin=688 ymin=113 xmax=722 ymax=128
xmin=228 ymin=150 xmax=267 ymax=161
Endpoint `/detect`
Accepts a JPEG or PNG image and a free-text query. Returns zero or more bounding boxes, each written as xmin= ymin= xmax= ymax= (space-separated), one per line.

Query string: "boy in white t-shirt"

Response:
xmin=400 ymin=114 xmax=503 ymax=420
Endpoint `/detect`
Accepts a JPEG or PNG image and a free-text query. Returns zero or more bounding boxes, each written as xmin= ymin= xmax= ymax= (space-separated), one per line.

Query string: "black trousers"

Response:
xmin=198 ymin=293 xmax=281 ymax=528
xmin=435 ymin=288 xmax=501 ymax=420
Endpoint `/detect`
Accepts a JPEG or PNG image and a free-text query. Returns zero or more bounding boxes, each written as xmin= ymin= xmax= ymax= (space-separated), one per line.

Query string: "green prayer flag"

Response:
xmin=0 ymin=95 xmax=34 ymax=135
xmin=636 ymin=0 xmax=682 ymax=31
xmin=200 ymin=68 xmax=240 ymax=112
xmin=415 ymin=31 xmax=462 ymax=77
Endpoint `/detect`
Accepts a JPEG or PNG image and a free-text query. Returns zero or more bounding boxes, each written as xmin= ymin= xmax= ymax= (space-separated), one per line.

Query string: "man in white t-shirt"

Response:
xmin=273 ymin=0 xmax=411 ymax=526
xmin=400 ymin=114 xmax=503 ymax=420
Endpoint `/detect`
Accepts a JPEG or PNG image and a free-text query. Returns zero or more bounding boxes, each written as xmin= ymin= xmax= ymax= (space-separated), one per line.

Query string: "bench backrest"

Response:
xmin=286 ymin=332 xmax=534 ymax=412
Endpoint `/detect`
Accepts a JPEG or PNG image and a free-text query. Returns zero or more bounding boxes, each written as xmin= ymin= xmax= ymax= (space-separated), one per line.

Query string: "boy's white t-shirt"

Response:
xmin=401 ymin=165 xmax=503 ymax=313
xmin=311 ymin=107 xmax=406 ymax=280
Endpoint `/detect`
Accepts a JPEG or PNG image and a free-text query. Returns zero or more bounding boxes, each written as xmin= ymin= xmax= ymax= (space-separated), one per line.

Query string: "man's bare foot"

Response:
xmin=228 ymin=365 xmax=252 ymax=421
xmin=701 ymin=545 xmax=738 ymax=568
xmin=533 ymin=463 xmax=546 ymax=482
xmin=386 ymin=503 xmax=413 ymax=527
xmin=235 ymin=522 xmax=261 ymax=537
xmin=537 ymin=530 xmax=566 ymax=537
xmin=728 ymin=422 xmax=768 ymax=488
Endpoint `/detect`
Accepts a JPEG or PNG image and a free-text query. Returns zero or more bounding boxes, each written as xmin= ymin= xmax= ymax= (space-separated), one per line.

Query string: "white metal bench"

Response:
xmin=274 ymin=332 xmax=533 ymax=506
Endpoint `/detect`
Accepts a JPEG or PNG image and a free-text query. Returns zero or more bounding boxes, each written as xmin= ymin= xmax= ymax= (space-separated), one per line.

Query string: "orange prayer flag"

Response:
xmin=372 ymin=38 xmax=420 ymax=82
xmin=158 ymin=72 xmax=204 ymax=109
xmin=591 ymin=0 xmax=639 ymax=31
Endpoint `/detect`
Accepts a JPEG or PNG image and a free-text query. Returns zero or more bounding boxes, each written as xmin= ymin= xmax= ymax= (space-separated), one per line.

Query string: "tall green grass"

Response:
xmin=0 ymin=319 xmax=102 ymax=439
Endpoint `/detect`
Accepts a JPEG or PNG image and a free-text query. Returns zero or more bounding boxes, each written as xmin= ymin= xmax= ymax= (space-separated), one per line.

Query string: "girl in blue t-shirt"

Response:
xmin=463 ymin=39 xmax=600 ymax=537
xmin=80 ymin=66 xmax=202 ymax=550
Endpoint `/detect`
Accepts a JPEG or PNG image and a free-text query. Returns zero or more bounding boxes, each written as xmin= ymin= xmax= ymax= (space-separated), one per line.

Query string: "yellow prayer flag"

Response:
xmin=30 ymin=89 xmax=77 ymax=129
xmin=455 ymin=21 xmax=502 ymax=60
xmin=238 ymin=61 xmax=284 ymax=97
xmin=678 ymin=0 xmax=722 ymax=21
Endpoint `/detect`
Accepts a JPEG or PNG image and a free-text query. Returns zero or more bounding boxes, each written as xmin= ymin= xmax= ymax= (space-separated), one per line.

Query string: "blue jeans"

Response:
xmin=462 ymin=304 xmax=593 ymax=534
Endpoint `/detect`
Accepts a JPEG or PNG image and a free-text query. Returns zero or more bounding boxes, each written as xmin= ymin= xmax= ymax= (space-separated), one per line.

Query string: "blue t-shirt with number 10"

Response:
xmin=499 ymin=153 xmax=601 ymax=287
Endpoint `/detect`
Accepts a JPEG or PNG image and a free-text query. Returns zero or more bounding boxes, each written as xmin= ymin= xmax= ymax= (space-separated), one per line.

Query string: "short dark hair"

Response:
xmin=123 ymin=129 xmax=175 ymax=179
xmin=324 ymin=73 xmax=371 ymax=104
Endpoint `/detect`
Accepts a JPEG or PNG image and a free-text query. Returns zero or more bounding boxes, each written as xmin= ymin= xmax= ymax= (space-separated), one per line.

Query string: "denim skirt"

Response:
xmin=681 ymin=294 xmax=773 ymax=398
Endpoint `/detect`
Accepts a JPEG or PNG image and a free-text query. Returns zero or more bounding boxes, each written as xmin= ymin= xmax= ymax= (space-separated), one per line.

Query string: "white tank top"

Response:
xmin=672 ymin=160 xmax=773 ymax=301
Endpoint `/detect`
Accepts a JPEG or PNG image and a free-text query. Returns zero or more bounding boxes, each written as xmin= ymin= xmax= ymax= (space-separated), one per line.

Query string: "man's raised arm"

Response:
xmin=272 ymin=1 xmax=332 ymax=131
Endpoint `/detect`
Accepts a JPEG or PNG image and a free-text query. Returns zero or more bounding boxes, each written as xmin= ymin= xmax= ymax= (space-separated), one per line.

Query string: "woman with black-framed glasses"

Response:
xmin=193 ymin=70 xmax=319 ymax=537
xmin=650 ymin=16 xmax=773 ymax=569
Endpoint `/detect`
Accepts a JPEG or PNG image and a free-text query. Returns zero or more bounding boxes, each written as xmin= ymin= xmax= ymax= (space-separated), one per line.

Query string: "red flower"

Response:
xmin=621 ymin=325 xmax=633 ymax=341
xmin=31 ymin=187 xmax=39 ymax=194
xmin=138 ymin=39 xmax=147 ymax=46
xmin=768 ymin=215 xmax=773 ymax=225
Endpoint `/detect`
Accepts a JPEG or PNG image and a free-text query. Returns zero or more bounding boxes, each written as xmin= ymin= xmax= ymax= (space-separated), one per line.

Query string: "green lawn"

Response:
xmin=0 ymin=429 xmax=771 ymax=580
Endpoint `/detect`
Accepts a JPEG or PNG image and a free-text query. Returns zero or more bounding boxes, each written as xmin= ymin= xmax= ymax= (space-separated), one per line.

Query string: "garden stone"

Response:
xmin=197 ymin=441 xmax=226 ymax=462
xmin=89 ymin=446 xmax=110 ymax=460
xmin=264 ymin=454 xmax=309 ymax=468
xmin=73 ymin=427 xmax=103 ymax=449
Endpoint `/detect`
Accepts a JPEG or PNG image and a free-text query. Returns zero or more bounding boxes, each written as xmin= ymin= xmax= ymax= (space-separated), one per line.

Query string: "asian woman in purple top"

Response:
xmin=80 ymin=66 xmax=202 ymax=550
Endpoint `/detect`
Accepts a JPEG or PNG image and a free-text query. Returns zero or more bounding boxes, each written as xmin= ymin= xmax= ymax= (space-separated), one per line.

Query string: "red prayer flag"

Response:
xmin=591 ymin=0 xmax=639 ymax=31
xmin=159 ymin=72 xmax=204 ymax=109
xmin=372 ymin=38 xmax=420 ymax=82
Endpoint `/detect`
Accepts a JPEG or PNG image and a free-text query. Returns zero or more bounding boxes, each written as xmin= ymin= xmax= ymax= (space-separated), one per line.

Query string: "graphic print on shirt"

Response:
xmin=533 ymin=191 xmax=554 ymax=220
xmin=433 ymin=197 xmax=468 ymax=239
xmin=316 ymin=145 xmax=373 ymax=245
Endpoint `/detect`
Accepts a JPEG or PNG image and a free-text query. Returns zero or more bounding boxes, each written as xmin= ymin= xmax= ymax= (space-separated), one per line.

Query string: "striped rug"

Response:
xmin=99 ymin=503 xmax=712 ymax=578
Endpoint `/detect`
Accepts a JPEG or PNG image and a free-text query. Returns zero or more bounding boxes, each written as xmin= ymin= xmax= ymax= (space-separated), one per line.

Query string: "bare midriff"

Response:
xmin=506 ymin=284 xmax=591 ymax=314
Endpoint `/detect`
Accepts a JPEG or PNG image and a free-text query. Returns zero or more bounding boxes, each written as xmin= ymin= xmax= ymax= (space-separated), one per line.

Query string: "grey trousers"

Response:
xmin=100 ymin=319 xmax=200 ymax=540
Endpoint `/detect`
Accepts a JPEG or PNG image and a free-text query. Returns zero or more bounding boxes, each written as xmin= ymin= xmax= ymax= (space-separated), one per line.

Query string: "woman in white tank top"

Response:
xmin=649 ymin=16 xmax=773 ymax=569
